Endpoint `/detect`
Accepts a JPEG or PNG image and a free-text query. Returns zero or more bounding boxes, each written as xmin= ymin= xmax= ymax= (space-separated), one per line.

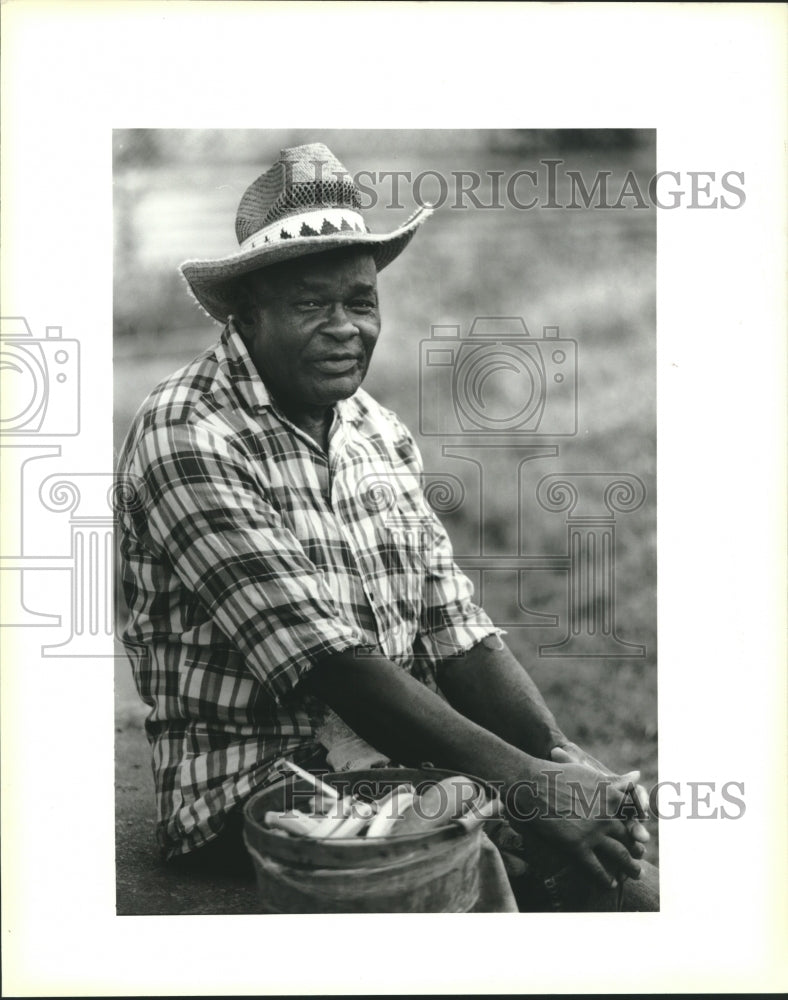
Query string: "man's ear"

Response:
xmin=232 ymin=280 xmax=257 ymax=340
xmin=234 ymin=311 xmax=254 ymax=341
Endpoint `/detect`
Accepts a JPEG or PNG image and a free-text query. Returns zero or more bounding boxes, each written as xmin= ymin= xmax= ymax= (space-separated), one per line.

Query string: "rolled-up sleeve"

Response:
xmin=132 ymin=419 xmax=367 ymax=704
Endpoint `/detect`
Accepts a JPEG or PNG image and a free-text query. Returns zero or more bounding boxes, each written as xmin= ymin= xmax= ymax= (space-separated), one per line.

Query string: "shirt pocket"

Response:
xmin=370 ymin=495 xmax=432 ymax=657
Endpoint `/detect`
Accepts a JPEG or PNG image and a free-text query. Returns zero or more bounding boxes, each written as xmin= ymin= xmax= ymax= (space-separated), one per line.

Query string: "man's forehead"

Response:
xmin=290 ymin=272 xmax=377 ymax=290
xmin=260 ymin=250 xmax=377 ymax=290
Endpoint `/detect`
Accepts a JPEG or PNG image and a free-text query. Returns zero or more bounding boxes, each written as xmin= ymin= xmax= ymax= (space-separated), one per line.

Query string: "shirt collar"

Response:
xmin=217 ymin=318 xmax=363 ymax=426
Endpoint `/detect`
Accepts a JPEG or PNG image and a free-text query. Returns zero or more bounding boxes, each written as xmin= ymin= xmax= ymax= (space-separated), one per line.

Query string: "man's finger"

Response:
xmin=576 ymin=846 xmax=619 ymax=890
xmin=600 ymin=818 xmax=631 ymax=845
xmin=610 ymin=774 xmax=649 ymax=821
xmin=550 ymin=743 xmax=615 ymax=777
xmin=633 ymin=784 xmax=650 ymax=815
xmin=596 ymin=837 xmax=642 ymax=880
xmin=608 ymin=773 xmax=650 ymax=816
xmin=627 ymin=818 xmax=650 ymax=843
xmin=602 ymin=819 xmax=646 ymax=861
xmin=582 ymin=751 xmax=613 ymax=775
xmin=611 ymin=769 xmax=641 ymax=786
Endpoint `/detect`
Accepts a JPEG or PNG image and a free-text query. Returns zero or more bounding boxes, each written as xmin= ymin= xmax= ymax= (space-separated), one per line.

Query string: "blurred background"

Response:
xmin=114 ymin=129 xmax=657 ymax=859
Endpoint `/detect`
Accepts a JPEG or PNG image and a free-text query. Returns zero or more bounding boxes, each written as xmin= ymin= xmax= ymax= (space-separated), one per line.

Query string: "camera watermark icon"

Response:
xmin=0 ymin=316 xmax=131 ymax=657
xmin=0 ymin=317 xmax=80 ymax=435
xmin=419 ymin=317 xmax=577 ymax=438
xmin=412 ymin=313 xmax=648 ymax=657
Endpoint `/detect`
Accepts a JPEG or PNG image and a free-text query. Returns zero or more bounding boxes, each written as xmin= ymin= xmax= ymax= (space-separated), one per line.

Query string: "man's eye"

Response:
xmin=296 ymin=299 xmax=322 ymax=310
xmin=349 ymin=299 xmax=377 ymax=313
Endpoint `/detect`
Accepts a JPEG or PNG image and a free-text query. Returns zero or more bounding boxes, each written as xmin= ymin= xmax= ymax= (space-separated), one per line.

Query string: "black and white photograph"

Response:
xmin=2 ymin=3 xmax=786 ymax=996
xmin=112 ymin=128 xmax=659 ymax=916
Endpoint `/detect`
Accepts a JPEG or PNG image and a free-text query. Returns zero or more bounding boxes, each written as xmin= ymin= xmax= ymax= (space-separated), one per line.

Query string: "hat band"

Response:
xmin=240 ymin=208 xmax=368 ymax=251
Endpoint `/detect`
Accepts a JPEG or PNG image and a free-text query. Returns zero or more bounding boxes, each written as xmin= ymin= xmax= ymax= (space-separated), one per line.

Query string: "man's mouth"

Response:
xmin=310 ymin=355 xmax=363 ymax=375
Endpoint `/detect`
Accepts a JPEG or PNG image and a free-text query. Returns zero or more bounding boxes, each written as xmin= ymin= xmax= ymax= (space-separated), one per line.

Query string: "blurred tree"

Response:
xmin=488 ymin=129 xmax=648 ymax=153
xmin=114 ymin=129 xmax=164 ymax=167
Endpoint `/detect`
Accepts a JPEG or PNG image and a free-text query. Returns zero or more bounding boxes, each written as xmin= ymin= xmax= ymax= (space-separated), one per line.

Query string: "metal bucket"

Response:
xmin=243 ymin=767 xmax=493 ymax=913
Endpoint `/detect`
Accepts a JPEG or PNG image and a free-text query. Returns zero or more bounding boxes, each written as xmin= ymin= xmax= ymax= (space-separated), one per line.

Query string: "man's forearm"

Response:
xmin=435 ymin=638 xmax=567 ymax=759
xmin=301 ymin=647 xmax=644 ymax=887
xmin=302 ymin=648 xmax=542 ymax=790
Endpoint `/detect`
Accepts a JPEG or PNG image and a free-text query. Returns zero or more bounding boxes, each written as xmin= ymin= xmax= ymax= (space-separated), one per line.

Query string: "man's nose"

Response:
xmin=322 ymin=304 xmax=358 ymax=339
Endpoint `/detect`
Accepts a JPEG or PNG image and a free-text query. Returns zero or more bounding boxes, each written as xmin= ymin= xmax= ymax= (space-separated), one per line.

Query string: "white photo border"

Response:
xmin=2 ymin=2 xmax=786 ymax=996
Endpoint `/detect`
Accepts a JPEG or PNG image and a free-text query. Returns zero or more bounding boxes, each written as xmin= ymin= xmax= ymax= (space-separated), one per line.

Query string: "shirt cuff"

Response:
xmin=251 ymin=621 xmax=372 ymax=706
xmin=414 ymin=606 xmax=505 ymax=667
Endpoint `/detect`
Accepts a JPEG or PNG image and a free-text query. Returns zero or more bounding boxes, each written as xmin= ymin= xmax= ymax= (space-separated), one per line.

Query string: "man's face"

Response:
xmin=242 ymin=250 xmax=381 ymax=415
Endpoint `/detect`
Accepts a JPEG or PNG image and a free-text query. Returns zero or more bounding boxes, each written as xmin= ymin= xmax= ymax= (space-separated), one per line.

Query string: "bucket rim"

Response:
xmin=242 ymin=765 xmax=498 ymax=853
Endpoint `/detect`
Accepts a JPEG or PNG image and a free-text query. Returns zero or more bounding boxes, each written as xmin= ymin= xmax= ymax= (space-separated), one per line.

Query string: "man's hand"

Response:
xmin=550 ymin=741 xmax=610 ymax=774
xmin=550 ymin=742 xmax=650 ymax=847
xmin=510 ymin=760 xmax=647 ymax=888
xmin=303 ymin=648 xmax=651 ymax=889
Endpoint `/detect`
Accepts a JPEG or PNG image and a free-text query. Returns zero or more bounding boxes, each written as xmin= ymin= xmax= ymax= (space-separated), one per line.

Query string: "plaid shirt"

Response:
xmin=117 ymin=322 xmax=498 ymax=858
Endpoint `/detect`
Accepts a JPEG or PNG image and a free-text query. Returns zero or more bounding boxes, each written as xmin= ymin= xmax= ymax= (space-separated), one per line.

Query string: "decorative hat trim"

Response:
xmin=240 ymin=208 xmax=368 ymax=250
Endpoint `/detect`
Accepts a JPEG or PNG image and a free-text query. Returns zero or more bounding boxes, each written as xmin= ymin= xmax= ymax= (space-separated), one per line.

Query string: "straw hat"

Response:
xmin=180 ymin=142 xmax=433 ymax=322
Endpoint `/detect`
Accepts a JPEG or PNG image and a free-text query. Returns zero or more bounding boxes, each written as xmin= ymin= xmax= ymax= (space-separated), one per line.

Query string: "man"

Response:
xmin=117 ymin=142 xmax=658 ymax=910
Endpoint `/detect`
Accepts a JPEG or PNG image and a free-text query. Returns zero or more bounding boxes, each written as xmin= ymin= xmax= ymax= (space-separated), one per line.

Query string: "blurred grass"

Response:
xmin=114 ymin=131 xmax=657 ymax=861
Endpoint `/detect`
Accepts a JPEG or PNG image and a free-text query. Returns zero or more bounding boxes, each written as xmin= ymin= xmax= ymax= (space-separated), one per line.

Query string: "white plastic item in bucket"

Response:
xmin=243 ymin=766 xmax=494 ymax=913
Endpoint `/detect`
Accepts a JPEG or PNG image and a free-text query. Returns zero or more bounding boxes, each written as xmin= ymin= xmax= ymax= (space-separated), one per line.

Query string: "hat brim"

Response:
xmin=180 ymin=206 xmax=433 ymax=323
